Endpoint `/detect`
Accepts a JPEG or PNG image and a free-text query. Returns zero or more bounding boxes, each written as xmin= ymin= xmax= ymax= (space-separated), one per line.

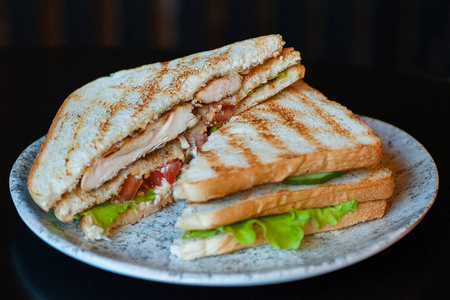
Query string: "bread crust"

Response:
xmin=176 ymin=167 xmax=393 ymax=230
xmin=237 ymin=47 xmax=302 ymax=100
xmin=171 ymin=199 xmax=387 ymax=260
xmin=236 ymin=64 xmax=306 ymax=114
xmin=175 ymin=143 xmax=382 ymax=202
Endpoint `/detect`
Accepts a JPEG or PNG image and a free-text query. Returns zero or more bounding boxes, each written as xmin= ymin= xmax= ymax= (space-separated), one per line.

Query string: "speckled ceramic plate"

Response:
xmin=10 ymin=116 xmax=438 ymax=286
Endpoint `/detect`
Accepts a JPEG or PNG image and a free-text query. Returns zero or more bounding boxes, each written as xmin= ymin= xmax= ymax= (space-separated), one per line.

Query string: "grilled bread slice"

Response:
xmin=173 ymin=80 xmax=382 ymax=202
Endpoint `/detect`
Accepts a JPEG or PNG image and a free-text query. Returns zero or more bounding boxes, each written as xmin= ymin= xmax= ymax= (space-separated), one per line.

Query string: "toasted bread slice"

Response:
xmin=237 ymin=47 xmax=302 ymax=100
xmin=236 ymin=64 xmax=305 ymax=114
xmin=171 ymin=199 xmax=388 ymax=260
xmin=176 ymin=166 xmax=393 ymax=230
xmin=173 ymin=81 xmax=382 ymax=202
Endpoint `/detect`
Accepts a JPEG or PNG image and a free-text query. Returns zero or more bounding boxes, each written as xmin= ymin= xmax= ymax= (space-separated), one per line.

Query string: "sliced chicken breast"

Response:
xmin=81 ymin=104 xmax=198 ymax=191
xmin=194 ymin=72 xmax=243 ymax=104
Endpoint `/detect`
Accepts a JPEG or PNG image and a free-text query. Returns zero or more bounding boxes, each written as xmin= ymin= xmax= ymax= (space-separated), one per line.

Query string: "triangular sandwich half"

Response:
xmin=172 ymin=80 xmax=393 ymax=259
xmin=27 ymin=35 xmax=305 ymax=240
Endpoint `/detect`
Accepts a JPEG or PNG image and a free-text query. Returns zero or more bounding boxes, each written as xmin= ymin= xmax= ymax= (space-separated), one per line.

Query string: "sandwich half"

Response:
xmin=27 ymin=35 xmax=305 ymax=239
xmin=171 ymin=80 xmax=393 ymax=259
xmin=171 ymin=167 xmax=393 ymax=260
xmin=173 ymin=80 xmax=383 ymax=202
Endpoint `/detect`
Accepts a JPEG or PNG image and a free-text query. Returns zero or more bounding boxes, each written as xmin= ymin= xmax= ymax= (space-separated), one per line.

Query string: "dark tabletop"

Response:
xmin=1 ymin=48 xmax=448 ymax=299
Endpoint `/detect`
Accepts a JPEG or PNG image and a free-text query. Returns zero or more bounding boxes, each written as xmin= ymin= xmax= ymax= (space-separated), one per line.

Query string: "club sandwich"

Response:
xmin=171 ymin=81 xmax=394 ymax=259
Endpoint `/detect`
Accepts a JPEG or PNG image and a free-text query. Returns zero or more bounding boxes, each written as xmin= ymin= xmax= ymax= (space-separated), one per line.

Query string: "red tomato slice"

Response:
xmin=112 ymin=175 xmax=143 ymax=203
xmin=161 ymin=159 xmax=182 ymax=184
xmin=144 ymin=159 xmax=182 ymax=188
xmin=212 ymin=105 xmax=236 ymax=125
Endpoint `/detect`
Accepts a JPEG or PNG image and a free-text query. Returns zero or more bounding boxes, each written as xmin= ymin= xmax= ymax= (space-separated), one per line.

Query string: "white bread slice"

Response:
xmin=171 ymin=199 xmax=387 ymax=260
xmin=80 ymin=182 xmax=173 ymax=240
xmin=173 ymin=80 xmax=382 ymax=202
xmin=28 ymin=35 xmax=285 ymax=212
xmin=237 ymin=47 xmax=301 ymax=100
xmin=236 ymin=64 xmax=305 ymax=114
xmin=176 ymin=166 xmax=393 ymax=230
xmin=54 ymin=140 xmax=184 ymax=222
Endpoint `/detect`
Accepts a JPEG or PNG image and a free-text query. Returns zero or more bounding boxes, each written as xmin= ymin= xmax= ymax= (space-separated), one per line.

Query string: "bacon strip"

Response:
xmin=211 ymin=105 xmax=236 ymax=125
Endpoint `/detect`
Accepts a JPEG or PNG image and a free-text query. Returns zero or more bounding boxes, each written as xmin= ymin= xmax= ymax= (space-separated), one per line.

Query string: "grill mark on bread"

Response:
xmin=226 ymin=133 xmax=262 ymax=165
xmin=201 ymin=127 xmax=264 ymax=174
xmin=140 ymin=70 xmax=165 ymax=101
xmin=303 ymin=96 xmax=355 ymax=141
xmin=260 ymin=99 xmax=323 ymax=149
xmin=290 ymin=86 xmax=360 ymax=141
xmin=64 ymin=108 xmax=85 ymax=173
xmin=160 ymin=60 xmax=170 ymax=68
xmin=98 ymin=97 xmax=139 ymax=139
xmin=204 ymin=133 xmax=263 ymax=174
xmin=207 ymin=48 xmax=232 ymax=67
xmin=237 ymin=109 xmax=290 ymax=152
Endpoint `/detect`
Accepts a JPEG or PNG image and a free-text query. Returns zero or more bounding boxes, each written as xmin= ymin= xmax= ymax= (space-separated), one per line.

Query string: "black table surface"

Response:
xmin=1 ymin=48 xmax=448 ymax=299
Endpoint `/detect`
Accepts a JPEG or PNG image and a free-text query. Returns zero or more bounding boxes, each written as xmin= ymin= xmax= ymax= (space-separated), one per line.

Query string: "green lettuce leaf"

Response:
xmin=277 ymin=70 xmax=287 ymax=78
xmin=208 ymin=125 xmax=220 ymax=134
xmin=247 ymin=70 xmax=288 ymax=96
xmin=183 ymin=200 xmax=358 ymax=250
xmin=79 ymin=189 xmax=156 ymax=232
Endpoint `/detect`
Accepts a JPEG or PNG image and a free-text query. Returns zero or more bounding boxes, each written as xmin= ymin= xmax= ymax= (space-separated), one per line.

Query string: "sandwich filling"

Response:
xmin=81 ymin=104 xmax=197 ymax=192
xmin=79 ymin=159 xmax=183 ymax=233
xmin=193 ymin=47 xmax=301 ymax=128
xmin=194 ymin=72 xmax=243 ymax=104
xmin=182 ymin=200 xmax=358 ymax=250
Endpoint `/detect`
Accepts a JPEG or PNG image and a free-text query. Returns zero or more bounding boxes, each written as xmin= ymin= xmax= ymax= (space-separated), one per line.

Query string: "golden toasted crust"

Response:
xmin=178 ymin=144 xmax=382 ymax=203
xmin=171 ymin=199 xmax=387 ymax=260
xmin=176 ymin=167 xmax=393 ymax=230
xmin=235 ymin=64 xmax=305 ymax=114
xmin=237 ymin=47 xmax=302 ymax=100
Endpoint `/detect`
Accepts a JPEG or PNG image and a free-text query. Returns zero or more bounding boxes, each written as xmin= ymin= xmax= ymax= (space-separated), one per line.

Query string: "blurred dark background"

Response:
xmin=1 ymin=1 xmax=449 ymax=299
xmin=0 ymin=0 xmax=449 ymax=79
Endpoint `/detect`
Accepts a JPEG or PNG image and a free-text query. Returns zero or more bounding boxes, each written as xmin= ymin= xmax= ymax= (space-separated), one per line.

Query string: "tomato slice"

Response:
xmin=212 ymin=105 xmax=236 ymax=125
xmin=112 ymin=175 xmax=143 ymax=203
xmin=144 ymin=159 xmax=182 ymax=188
xmin=160 ymin=159 xmax=182 ymax=184
xmin=112 ymin=160 xmax=182 ymax=203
